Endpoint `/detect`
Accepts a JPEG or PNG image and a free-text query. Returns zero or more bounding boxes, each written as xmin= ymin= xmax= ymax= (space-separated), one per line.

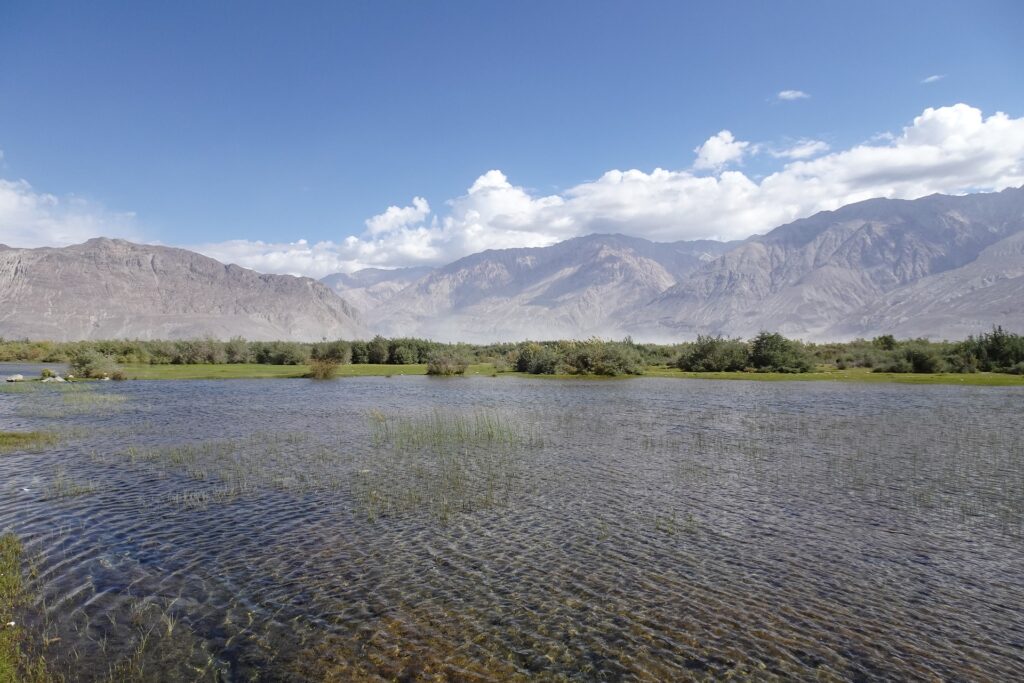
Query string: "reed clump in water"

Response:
xmin=356 ymin=409 xmax=541 ymax=521
xmin=0 ymin=431 xmax=58 ymax=455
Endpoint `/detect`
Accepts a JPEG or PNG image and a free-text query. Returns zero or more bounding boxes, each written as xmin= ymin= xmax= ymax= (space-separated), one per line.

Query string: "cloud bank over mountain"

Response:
xmin=2 ymin=103 xmax=1023 ymax=278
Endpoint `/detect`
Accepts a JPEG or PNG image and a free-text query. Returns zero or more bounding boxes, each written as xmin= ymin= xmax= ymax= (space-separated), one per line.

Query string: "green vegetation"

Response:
xmin=357 ymin=409 xmax=541 ymax=521
xmin=0 ymin=534 xmax=49 ymax=683
xmin=3 ymin=327 xmax=1024 ymax=382
xmin=69 ymin=348 xmax=126 ymax=380
xmin=425 ymin=350 xmax=469 ymax=375
xmin=0 ymin=431 xmax=58 ymax=455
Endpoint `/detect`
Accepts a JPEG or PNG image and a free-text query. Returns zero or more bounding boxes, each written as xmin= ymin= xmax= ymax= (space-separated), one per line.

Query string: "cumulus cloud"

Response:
xmin=6 ymin=104 xmax=1024 ymax=278
xmin=693 ymin=130 xmax=751 ymax=170
xmin=922 ymin=74 xmax=945 ymax=84
xmin=777 ymin=89 xmax=810 ymax=101
xmin=0 ymin=177 xmax=138 ymax=248
xmin=204 ymin=103 xmax=1024 ymax=275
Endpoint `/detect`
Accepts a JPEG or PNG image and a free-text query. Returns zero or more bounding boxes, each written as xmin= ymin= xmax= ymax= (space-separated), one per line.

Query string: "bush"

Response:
xmin=748 ymin=332 xmax=813 ymax=373
xmin=874 ymin=344 xmax=946 ymax=373
xmin=515 ymin=343 xmax=563 ymax=375
xmin=566 ymin=339 xmax=645 ymax=376
xmin=40 ymin=368 xmax=56 ymax=379
xmin=677 ymin=335 xmax=748 ymax=372
xmin=69 ymin=349 xmax=124 ymax=379
xmin=309 ymin=358 xmax=340 ymax=379
xmin=426 ymin=350 xmax=469 ymax=376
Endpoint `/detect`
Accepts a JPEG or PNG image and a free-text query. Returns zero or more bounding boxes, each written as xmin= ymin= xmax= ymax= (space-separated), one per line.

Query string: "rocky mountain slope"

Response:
xmin=0 ymin=238 xmax=364 ymax=341
xmin=628 ymin=186 xmax=1024 ymax=341
xmin=2 ymin=188 xmax=1021 ymax=343
xmin=321 ymin=266 xmax=432 ymax=312
xmin=356 ymin=234 xmax=733 ymax=341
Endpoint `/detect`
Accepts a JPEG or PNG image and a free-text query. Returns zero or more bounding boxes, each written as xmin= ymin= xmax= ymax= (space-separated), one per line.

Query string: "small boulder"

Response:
xmin=5 ymin=374 xmax=24 ymax=382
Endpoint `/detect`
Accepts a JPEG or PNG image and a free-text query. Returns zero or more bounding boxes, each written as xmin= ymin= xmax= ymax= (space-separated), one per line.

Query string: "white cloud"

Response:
xmin=777 ymin=89 xmax=810 ymax=101
xmin=364 ymin=196 xmax=430 ymax=236
xmin=209 ymin=103 xmax=1023 ymax=275
xmin=6 ymin=104 xmax=1024 ymax=279
xmin=771 ymin=139 xmax=830 ymax=160
xmin=0 ymin=177 xmax=138 ymax=248
xmin=693 ymin=130 xmax=751 ymax=170
xmin=922 ymin=74 xmax=945 ymax=84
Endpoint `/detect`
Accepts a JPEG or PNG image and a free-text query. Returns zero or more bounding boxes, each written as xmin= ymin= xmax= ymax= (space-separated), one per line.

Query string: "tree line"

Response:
xmin=0 ymin=328 xmax=1021 ymax=377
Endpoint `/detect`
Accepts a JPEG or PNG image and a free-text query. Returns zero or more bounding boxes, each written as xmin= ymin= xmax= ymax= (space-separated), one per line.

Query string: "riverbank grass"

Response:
xmin=115 ymin=363 xmax=1024 ymax=385
xmin=0 ymin=432 xmax=58 ymax=455
xmin=0 ymin=534 xmax=48 ymax=683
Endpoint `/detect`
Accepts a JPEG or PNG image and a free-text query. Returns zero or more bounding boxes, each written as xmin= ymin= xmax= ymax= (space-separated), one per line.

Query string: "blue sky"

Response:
xmin=1 ymin=1 xmax=1023 ymax=275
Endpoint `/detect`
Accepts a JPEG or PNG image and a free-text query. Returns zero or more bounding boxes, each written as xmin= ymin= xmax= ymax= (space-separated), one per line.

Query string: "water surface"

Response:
xmin=1 ymin=376 xmax=1022 ymax=680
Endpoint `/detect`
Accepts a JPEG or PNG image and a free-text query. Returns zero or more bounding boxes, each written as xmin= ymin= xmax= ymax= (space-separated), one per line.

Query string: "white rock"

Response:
xmin=5 ymin=374 xmax=24 ymax=382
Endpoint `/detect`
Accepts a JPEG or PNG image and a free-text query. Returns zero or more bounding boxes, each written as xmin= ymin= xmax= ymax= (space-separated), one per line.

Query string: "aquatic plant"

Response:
xmin=0 ymin=431 xmax=58 ymax=455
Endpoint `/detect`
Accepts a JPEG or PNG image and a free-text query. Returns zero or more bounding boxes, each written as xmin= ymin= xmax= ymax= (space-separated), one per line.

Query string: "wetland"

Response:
xmin=0 ymin=366 xmax=1022 ymax=680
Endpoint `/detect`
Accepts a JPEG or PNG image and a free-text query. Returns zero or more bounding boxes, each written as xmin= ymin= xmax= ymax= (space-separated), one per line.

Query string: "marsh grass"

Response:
xmin=356 ymin=409 xmax=542 ymax=521
xmin=13 ymin=384 xmax=129 ymax=419
xmin=47 ymin=466 xmax=97 ymax=499
xmin=0 ymin=431 xmax=58 ymax=455
xmin=114 ymin=432 xmax=349 ymax=509
xmin=0 ymin=534 xmax=49 ymax=683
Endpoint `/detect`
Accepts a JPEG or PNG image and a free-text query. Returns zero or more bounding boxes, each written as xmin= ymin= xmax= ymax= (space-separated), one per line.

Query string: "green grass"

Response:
xmin=0 ymin=432 xmax=58 ymax=455
xmin=122 ymin=363 xmax=497 ymax=379
xmin=0 ymin=534 xmax=49 ymax=683
xmin=644 ymin=365 xmax=1024 ymax=386
xmin=118 ymin=362 xmax=1024 ymax=385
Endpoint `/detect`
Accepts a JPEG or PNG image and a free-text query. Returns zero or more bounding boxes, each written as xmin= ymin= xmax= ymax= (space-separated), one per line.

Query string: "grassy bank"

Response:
xmin=645 ymin=366 xmax=1024 ymax=386
xmin=0 ymin=535 xmax=48 ymax=682
xmin=118 ymin=363 xmax=1024 ymax=385
xmin=121 ymin=363 xmax=499 ymax=379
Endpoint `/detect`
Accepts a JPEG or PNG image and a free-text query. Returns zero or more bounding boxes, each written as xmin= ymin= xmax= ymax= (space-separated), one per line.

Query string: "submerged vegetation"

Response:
xmin=0 ymin=431 xmax=58 ymax=455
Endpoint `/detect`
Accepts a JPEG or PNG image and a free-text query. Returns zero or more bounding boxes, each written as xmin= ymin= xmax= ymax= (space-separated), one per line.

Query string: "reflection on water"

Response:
xmin=1 ymin=376 xmax=1022 ymax=680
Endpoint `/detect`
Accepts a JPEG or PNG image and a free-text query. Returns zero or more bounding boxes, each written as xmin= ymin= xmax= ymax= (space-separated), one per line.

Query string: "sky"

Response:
xmin=1 ymin=1 xmax=1023 ymax=277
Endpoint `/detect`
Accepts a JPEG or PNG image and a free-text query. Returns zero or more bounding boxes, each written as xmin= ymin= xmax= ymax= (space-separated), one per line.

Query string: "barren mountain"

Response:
xmin=0 ymin=238 xmax=364 ymax=341
xmin=629 ymin=186 xmax=1024 ymax=341
xmin=321 ymin=266 xmax=433 ymax=312
xmin=362 ymin=234 xmax=733 ymax=342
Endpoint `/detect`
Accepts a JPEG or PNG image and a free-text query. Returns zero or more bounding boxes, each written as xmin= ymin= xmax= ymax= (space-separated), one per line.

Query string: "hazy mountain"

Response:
xmin=629 ymin=186 xmax=1024 ymax=341
xmin=363 ymin=234 xmax=734 ymax=342
xmin=0 ymin=238 xmax=364 ymax=341
xmin=827 ymin=229 xmax=1024 ymax=340
xmin=3 ymin=188 xmax=1021 ymax=344
xmin=321 ymin=266 xmax=433 ymax=312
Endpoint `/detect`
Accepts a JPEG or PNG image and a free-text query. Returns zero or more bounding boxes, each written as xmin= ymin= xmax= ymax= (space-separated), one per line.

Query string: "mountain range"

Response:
xmin=2 ymin=186 xmax=1022 ymax=342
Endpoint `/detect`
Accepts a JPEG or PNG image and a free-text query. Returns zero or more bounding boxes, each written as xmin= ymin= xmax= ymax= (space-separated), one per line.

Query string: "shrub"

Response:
xmin=515 ymin=343 xmax=562 ymax=375
xmin=309 ymin=358 xmax=340 ymax=379
xmin=69 ymin=349 xmax=124 ymax=379
xmin=40 ymin=368 xmax=56 ymax=379
xmin=566 ymin=339 xmax=645 ymax=376
xmin=677 ymin=335 xmax=748 ymax=372
xmin=748 ymin=332 xmax=813 ymax=373
xmin=426 ymin=350 xmax=469 ymax=376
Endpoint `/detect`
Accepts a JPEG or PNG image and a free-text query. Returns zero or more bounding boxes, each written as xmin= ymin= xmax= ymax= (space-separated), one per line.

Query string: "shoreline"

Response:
xmin=115 ymin=363 xmax=1024 ymax=386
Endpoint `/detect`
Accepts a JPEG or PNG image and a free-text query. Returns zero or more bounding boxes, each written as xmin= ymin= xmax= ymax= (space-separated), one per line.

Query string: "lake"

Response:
xmin=1 ymin=373 xmax=1022 ymax=680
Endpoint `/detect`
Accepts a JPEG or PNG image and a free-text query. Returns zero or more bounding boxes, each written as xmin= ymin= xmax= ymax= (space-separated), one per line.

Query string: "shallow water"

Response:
xmin=1 ymin=376 xmax=1022 ymax=681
